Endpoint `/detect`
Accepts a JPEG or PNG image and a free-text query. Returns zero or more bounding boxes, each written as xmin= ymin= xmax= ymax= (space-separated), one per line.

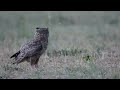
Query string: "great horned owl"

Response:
xmin=10 ymin=27 xmax=49 ymax=68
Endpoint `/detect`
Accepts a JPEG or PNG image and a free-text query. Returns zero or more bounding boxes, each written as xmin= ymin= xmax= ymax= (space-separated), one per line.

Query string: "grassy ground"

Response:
xmin=0 ymin=11 xmax=120 ymax=79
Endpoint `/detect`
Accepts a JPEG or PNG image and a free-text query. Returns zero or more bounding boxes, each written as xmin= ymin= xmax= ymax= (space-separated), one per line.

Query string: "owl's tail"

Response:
xmin=10 ymin=51 xmax=20 ymax=59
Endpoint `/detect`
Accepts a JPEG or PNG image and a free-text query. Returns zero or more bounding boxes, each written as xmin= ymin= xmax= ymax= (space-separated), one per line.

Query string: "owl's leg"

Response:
xmin=30 ymin=57 xmax=33 ymax=65
xmin=29 ymin=57 xmax=35 ymax=70
xmin=34 ymin=58 xmax=39 ymax=68
xmin=26 ymin=57 xmax=30 ymax=62
xmin=30 ymin=57 xmax=39 ymax=69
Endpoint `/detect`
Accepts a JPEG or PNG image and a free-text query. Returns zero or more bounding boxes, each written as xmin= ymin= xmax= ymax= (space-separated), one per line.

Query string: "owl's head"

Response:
xmin=35 ymin=27 xmax=49 ymax=38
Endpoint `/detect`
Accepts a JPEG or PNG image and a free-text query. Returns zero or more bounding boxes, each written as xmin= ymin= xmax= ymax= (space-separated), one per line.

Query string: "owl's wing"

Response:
xmin=19 ymin=40 xmax=43 ymax=58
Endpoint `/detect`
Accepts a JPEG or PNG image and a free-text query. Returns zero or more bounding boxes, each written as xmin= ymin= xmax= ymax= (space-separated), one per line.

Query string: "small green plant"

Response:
xmin=82 ymin=54 xmax=93 ymax=61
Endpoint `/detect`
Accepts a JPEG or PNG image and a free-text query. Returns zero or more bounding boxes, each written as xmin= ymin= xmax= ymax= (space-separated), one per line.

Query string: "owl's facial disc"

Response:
xmin=35 ymin=27 xmax=49 ymax=37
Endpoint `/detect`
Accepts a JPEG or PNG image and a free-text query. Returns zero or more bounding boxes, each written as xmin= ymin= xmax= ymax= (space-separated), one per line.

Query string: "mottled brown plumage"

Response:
xmin=10 ymin=27 xmax=49 ymax=68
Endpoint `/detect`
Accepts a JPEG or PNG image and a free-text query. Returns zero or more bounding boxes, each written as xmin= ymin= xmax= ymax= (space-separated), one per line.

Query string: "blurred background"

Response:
xmin=1 ymin=11 xmax=120 ymax=50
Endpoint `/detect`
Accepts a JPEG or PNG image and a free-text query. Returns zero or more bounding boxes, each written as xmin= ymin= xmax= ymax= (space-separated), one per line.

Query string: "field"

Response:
xmin=0 ymin=11 xmax=120 ymax=79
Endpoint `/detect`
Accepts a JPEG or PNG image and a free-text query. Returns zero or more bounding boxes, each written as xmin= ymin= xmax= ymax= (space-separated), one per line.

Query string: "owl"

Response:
xmin=10 ymin=27 xmax=49 ymax=68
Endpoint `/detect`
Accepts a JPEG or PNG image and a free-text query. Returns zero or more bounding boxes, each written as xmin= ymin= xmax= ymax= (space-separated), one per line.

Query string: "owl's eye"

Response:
xmin=36 ymin=27 xmax=40 ymax=29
